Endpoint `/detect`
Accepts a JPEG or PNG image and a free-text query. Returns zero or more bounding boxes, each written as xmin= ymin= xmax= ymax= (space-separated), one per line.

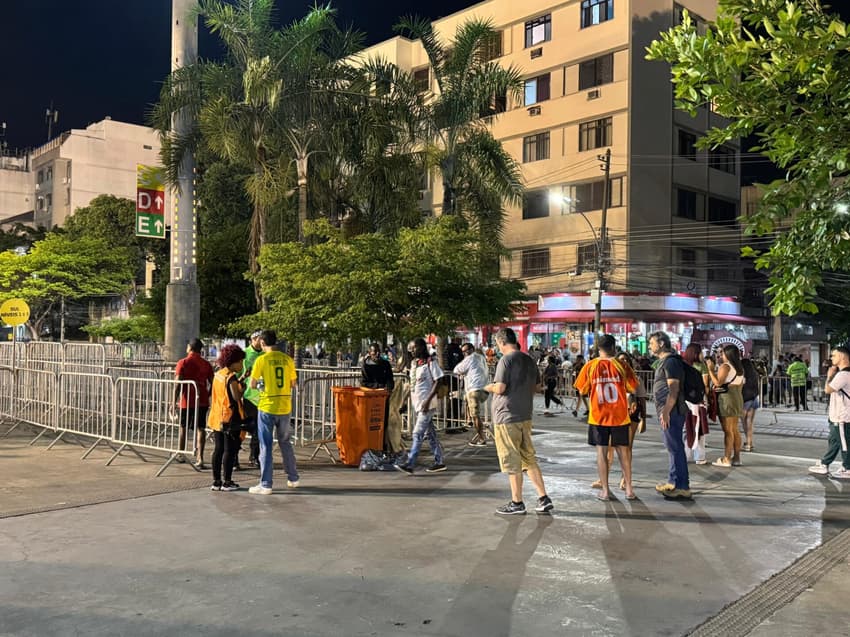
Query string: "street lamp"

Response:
xmin=550 ymin=192 xmax=607 ymax=349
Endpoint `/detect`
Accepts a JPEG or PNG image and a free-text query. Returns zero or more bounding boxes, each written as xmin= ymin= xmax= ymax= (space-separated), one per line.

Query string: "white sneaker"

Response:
xmin=286 ymin=480 xmax=300 ymax=488
xmin=248 ymin=484 xmax=273 ymax=495
xmin=808 ymin=462 xmax=829 ymax=475
xmin=832 ymin=468 xmax=850 ymax=480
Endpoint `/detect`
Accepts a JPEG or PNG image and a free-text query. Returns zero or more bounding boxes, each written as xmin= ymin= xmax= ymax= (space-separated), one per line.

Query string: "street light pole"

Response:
xmin=163 ymin=0 xmax=200 ymax=363
xmin=592 ymin=148 xmax=611 ymax=350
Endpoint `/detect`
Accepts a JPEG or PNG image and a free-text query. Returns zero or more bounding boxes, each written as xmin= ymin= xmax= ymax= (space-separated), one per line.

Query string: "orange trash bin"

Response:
xmin=331 ymin=386 xmax=388 ymax=466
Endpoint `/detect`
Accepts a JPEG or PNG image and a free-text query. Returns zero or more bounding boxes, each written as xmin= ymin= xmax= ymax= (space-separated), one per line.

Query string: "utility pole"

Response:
xmin=45 ymin=103 xmax=59 ymax=141
xmin=591 ymin=148 xmax=611 ymax=350
xmin=163 ymin=0 xmax=200 ymax=363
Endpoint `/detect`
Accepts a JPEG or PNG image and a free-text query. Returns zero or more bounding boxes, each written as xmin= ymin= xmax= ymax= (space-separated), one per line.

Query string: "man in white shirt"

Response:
xmin=809 ymin=345 xmax=850 ymax=479
xmin=454 ymin=343 xmax=490 ymax=446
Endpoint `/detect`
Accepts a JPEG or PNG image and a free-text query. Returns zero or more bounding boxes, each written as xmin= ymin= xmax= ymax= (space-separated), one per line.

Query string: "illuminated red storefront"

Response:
xmin=472 ymin=292 xmax=766 ymax=357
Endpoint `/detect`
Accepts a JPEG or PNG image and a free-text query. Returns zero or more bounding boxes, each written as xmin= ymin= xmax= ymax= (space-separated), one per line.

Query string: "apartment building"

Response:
xmin=362 ymin=0 xmax=757 ymax=353
xmin=0 ymin=118 xmax=165 ymax=229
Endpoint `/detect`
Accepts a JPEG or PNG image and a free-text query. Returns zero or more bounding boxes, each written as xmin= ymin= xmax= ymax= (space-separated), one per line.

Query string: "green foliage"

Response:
xmin=395 ymin=16 xmax=524 ymax=236
xmin=82 ymin=314 xmax=163 ymax=342
xmin=0 ymin=233 xmax=135 ymax=339
xmin=239 ymin=216 xmax=524 ymax=346
xmin=646 ymin=0 xmax=850 ymax=315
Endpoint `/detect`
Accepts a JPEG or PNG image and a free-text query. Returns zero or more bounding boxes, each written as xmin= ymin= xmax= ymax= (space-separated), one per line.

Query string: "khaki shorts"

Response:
xmin=466 ymin=389 xmax=489 ymax=418
xmin=494 ymin=420 xmax=539 ymax=474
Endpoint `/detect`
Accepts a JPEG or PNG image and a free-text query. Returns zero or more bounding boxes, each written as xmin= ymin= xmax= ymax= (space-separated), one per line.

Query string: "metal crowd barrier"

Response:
xmin=112 ymin=378 xmax=200 ymax=476
xmin=10 ymin=368 xmax=57 ymax=443
xmin=53 ymin=372 xmax=114 ymax=456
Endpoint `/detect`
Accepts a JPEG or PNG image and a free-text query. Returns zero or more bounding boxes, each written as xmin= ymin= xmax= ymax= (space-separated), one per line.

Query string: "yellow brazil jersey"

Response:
xmin=250 ymin=350 xmax=296 ymax=415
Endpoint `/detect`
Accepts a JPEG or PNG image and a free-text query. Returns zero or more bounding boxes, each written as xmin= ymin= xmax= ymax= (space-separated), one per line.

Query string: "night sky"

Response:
xmin=1 ymin=0 xmax=469 ymax=150
xmin=3 ymin=1 xmax=849 ymax=184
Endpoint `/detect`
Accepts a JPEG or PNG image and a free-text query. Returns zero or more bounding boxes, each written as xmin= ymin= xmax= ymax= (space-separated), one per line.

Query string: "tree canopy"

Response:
xmin=646 ymin=0 xmax=850 ymax=315
xmin=234 ymin=217 xmax=525 ymax=347
xmin=0 ymin=234 xmax=135 ymax=339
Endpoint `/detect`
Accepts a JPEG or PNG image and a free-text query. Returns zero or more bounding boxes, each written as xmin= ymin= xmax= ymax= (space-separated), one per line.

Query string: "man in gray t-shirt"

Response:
xmin=484 ymin=328 xmax=553 ymax=516
xmin=492 ymin=349 xmax=538 ymax=424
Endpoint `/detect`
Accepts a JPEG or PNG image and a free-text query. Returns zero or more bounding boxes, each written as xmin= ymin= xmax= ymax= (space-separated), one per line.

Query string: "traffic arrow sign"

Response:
xmin=135 ymin=212 xmax=166 ymax=239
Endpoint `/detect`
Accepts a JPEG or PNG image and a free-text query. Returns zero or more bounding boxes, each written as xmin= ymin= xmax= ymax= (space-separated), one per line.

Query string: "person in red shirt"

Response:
xmin=174 ymin=338 xmax=214 ymax=469
xmin=574 ymin=334 xmax=638 ymax=501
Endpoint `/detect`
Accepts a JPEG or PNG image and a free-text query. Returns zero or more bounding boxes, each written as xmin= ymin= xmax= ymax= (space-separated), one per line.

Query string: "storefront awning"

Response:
xmin=530 ymin=310 xmax=766 ymax=325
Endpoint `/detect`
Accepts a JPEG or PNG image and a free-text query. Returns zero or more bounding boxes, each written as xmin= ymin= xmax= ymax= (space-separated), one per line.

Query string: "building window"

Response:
xmin=522 ymin=190 xmax=550 ymax=219
xmin=521 ymin=248 xmax=550 ymax=277
xmin=37 ymin=170 xmax=44 ymax=184
xmin=65 ymin=188 xmax=71 ymax=205
xmin=413 ymin=67 xmax=430 ymax=93
xmin=46 ymin=193 xmax=52 ymax=209
xmin=577 ymin=240 xmax=611 ymax=269
xmin=524 ymin=73 xmax=551 ymax=105
xmin=480 ymin=90 xmax=508 ymax=118
xmin=579 ymin=117 xmax=612 ymax=151
xmin=674 ymin=4 xmax=708 ymax=33
xmin=581 ymin=0 xmax=614 ymax=28
xmin=709 ymin=145 xmax=736 ymax=174
xmin=708 ymin=197 xmax=738 ymax=225
xmin=525 ymin=14 xmax=551 ymax=48
xmin=578 ymin=53 xmax=614 ymax=90
xmin=37 ymin=197 xmax=44 ymax=211
xmin=523 ymin=132 xmax=550 ymax=163
xmin=677 ymin=248 xmax=697 ymax=278
xmin=481 ymin=31 xmax=503 ymax=61
xmin=678 ymin=130 xmax=697 ymax=160
xmin=676 ymin=187 xmax=703 ymax=220
xmin=565 ymin=176 xmax=623 ymax=213
xmin=46 ymin=167 xmax=53 ymax=181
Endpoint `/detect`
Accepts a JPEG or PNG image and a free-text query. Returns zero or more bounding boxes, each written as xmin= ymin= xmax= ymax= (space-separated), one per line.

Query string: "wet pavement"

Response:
xmin=1 ymin=401 xmax=849 ymax=636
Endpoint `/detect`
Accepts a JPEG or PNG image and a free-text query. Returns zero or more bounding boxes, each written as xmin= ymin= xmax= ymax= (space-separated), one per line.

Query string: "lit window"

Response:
xmin=525 ymin=14 xmax=552 ymax=48
xmin=524 ymin=73 xmax=551 ymax=105
xmin=581 ymin=0 xmax=614 ymax=28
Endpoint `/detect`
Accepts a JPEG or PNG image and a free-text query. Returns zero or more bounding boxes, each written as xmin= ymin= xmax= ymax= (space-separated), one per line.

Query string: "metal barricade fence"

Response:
xmin=53 ymin=372 xmax=114 ymax=456
xmin=106 ymin=366 xmax=159 ymax=382
xmin=8 ymin=368 xmax=58 ymax=443
xmin=0 ymin=366 xmax=13 ymax=427
xmin=0 ymin=342 xmax=26 ymax=368
xmin=112 ymin=378 xmax=199 ymax=476
xmin=63 ymin=342 xmax=107 ymax=374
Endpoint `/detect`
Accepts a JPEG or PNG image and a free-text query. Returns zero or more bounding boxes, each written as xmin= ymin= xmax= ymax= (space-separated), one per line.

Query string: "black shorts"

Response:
xmin=588 ymin=424 xmax=630 ymax=447
xmin=179 ymin=406 xmax=208 ymax=431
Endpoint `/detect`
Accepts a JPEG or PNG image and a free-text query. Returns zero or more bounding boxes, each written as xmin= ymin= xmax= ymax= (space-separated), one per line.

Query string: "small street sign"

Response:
xmin=0 ymin=298 xmax=30 ymax=326
xmin=136 ymin=164 xmax=166 ymax=239
xmin=136 ymin=212 xmax=166 ymax=238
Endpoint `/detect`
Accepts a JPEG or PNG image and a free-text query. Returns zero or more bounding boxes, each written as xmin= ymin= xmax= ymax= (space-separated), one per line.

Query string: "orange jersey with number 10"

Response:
xmin=573 ymin=358 xmax=637 ymax=426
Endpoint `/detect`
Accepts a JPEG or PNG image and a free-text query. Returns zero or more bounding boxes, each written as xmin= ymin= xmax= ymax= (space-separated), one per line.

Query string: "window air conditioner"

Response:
xmin=528 ymin=105 xmax=542 ymax=116
xmin=587 ymin=89 xmax=600 ymax=100
xmin=530 ymin=47 xmax=543 ymax=59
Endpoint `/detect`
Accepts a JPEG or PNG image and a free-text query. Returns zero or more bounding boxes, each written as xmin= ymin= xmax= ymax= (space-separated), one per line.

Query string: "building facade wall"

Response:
xmin=358 ymin=0 xmax=744 ymax=304
xmin=10 ymin=118 xmax=165 ymax=229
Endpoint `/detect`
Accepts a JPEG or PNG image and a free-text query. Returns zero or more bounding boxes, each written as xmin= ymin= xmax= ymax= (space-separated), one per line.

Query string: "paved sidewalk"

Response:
xmin=1 ymin=404 xmax=849 ymax=636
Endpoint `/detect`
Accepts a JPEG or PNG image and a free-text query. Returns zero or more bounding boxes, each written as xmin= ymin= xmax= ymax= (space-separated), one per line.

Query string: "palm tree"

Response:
xmin=308 ymin=58 xmax=427 ymax=234
xmin=395 ymin=16 xmax=525 ymax=242
xmin=150 ymin=1 xmax=339 ymax=286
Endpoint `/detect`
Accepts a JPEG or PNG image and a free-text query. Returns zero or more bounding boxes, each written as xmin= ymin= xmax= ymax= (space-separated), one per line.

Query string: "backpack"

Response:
xmin=678 ymin=356 xmax=706 ymax=404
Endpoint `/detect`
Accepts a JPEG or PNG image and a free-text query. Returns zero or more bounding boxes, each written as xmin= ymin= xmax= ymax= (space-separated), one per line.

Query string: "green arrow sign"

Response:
xmin=135 ymin=212 xmax=166 ymax=239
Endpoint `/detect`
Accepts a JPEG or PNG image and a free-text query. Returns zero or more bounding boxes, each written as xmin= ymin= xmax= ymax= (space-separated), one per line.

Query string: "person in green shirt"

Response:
xmin=236 ymin=330 xmax=263 ymax=467
xmin=787 ymin=355 xmax=810 ymax=411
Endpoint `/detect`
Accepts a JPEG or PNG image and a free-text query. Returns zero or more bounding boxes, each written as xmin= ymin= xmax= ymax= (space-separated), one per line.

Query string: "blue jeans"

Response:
xmin=406 ymin=410 xmax=443 ymax=467
xmin=257 ymin=411 xmax=299 ymax=488
xmin=661 ymin=411 xmax=689 ymax=489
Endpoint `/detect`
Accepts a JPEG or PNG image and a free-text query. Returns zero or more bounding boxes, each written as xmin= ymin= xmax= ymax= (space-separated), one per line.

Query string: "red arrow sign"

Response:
xmin=137 ymin=188 xmax=164 ymax=214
